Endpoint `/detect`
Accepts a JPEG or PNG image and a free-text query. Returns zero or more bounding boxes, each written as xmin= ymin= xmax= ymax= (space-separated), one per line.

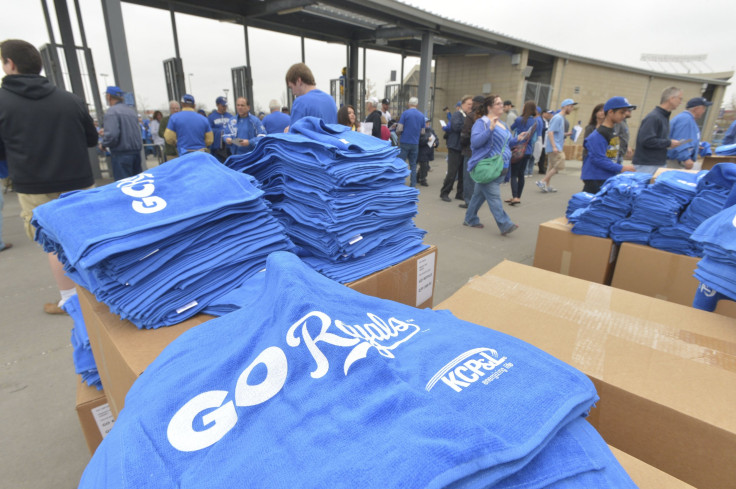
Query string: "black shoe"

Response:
xmin=458 ymin=203 xmax=468 ymax=209
xmin=455 ymin=196 xmax=464 ymax=201
xmin=420 ymin=181 xmax=428 ymax=187
xmin=440 ymin=195 xmax=451 ymax=202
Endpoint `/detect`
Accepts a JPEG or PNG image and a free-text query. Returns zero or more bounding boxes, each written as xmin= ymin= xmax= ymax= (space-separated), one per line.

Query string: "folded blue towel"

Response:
xmin=63 ymin=295 xmax=102 ymax=390
xmin=79 ymin=252 xmax=599 ymax=489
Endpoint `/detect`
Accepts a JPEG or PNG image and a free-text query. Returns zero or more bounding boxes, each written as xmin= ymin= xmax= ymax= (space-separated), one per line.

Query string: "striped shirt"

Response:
xmin=467 ymin=116 xmax=520 ymax=172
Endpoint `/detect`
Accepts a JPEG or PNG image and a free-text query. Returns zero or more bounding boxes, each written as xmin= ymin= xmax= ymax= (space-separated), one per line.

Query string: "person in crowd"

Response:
xmin=380 ymin=116 xmax=391 ymax=141
xmin=102 ymin=86 xmax=143 ymax=180
xmin=262 ymin=99 xmax=290 ymax=134
xmin=207 ymin=96 xmax=234 ymax=162
xmin=281 ymin=106 xmax=290 ymax=115
xmin=508 ymin=101 xmax=538 ymax=205
xmin=537 ymin=98 xmax=577 ymax=193
xmin=632 ymin=86 xmax=684 ymax=174
xmin=258 ymin=111 xmax=265 ymax=120
xmin=396 ymin=97 xmax=425 ymax=187
xmin=503 ymin=100 xmax=518 ymax=127
xmin=225 ymin=96 xmax=266 ymax=155
xmin=380 ymin=98 xmax=391 ymax=122
xmin=581 ymin=103 xmax=604 ymax=163
xmin=159 ymin=100 xmax=180 ymax=161
xmin=164 ymin=94 xmax=213 ymax=155
xmin=463 ymin=95 xmax=524 ymax=235
xmin=0 ymin=39 xmax=97 ymax=314
xmin=526 ymin=105 xmax=544 ymax=177
xmin=666 ymin=97 xmax=713 ymax=169
xmin=337 ymin=105 xmax=358 ymax=131
xmin=285 ymin=63 xmax=337 ymax=126
xmin=581 ymin=96 xmax=637 ymax=194
xmin=440 ymin=95 xmax=472 ymax=202
xmin=197 ymin=109 xmax=207 ymax=117
xmin=537 ymin=109 xmax=553 ymax=174
xmin=459 ymin=95 xmax=485 ymax=208
xmin=614 ymin=108 xmax=633 ymax=163
xmin=417 ymin=117 xmax=439 ymax=187
xmin=364 ymin=96 xmax=382 ymax=138
xmin=723 ymin=119 xmax=736 ymax=145
xmin=139 ymin=114 xmax=154 ymax=157
xmin=0 ymin=159 xmax=11 ymax=252
xmin=149 ymin=110 xmax=165 ymax=159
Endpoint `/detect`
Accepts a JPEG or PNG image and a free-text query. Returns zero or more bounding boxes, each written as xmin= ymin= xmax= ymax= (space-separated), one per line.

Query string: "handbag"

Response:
xmin=470 ymin=125 xmax=510 ymax=184
xmin=510 ymin=120 xmax=537 ymax=164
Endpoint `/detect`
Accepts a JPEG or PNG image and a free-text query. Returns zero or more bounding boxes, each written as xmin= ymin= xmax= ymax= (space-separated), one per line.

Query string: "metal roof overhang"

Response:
xmin=124 ymin=0 xmax=730 ymax=86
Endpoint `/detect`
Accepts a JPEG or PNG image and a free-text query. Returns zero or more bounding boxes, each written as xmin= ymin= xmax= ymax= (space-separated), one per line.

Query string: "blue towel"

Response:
xmin=714 ymin=143 xmax=736 ymax=156
xmin=63 ymin=295 xmax=102 ymax=390
xmin=79 ymin=252 xmax=599 ymax=489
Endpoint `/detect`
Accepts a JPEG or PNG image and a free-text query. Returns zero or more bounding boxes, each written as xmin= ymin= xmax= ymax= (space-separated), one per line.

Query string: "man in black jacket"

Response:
xmin=364 ymin=96 xmax=382 ymax=138
xmin=0 ymin=39 xmax=97 ymax=314
xmin=632 ymin=86 xmax=684 ymax=174
xmin=440 ymin=95 xmax=472 ymax=202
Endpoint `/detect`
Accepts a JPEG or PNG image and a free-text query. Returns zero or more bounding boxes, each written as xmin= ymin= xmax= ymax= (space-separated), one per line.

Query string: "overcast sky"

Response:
xmin=2 ymin=0 xmax=734 ymax=115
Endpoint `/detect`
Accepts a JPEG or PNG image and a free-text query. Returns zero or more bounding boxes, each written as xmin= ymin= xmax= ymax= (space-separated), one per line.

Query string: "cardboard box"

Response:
xmin=701 ymin=154 xmax=735 ymax=170
xmin=651 ymin=167 xmax=699 ymax=182
xmin=75 ymin=377 xmax=115 ymax=454
xmin=533 ymin=217 xmax=618 ymax=284
xmin=436 ymin=261 xmax=736 ymax=489
xmin=80 ymin=246 xmax=438 ymax=418
xmin=609 ymin=445 xmax=695 ymax=488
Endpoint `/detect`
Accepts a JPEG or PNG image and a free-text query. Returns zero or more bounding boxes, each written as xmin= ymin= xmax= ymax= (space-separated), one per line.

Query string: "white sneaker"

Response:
xmin=536 ymin=181 xmax=548 ymax=193
xmin=547 ymin=186 xmax=558 ymax=193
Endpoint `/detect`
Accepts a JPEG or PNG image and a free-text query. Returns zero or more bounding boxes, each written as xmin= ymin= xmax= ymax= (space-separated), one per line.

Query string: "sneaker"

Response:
xmin=440 ymin=195 xmax=451 ymax=202
xmin=43 ymin=302 xmax=67 ymax=315
xmin=0 ymin=243 xmax=12 ymax=252
xmin=536 ymin=181 xmax=548 ymax=193
xmin=502 ymin=224 xmax=519 ymax=236
xmin=547 ymin=187 xmax=558 ymax=193
xmin=458 ymin=203 xmax=468 ymax=209
xmin=463 ymin=221 xmax=484 ymax=229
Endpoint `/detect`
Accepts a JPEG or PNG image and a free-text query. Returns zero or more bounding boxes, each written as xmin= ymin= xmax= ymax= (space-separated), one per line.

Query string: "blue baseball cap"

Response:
xmin=603 ymin=96 xmax=637 ymax=113
xmin=560 ymin=98 xmax=577 ymax=108
xmin=105 ymin=86 xmax=124 ymax=97
xmin=215 ymin=96 xmax=227 ymax=106
xmin=181 ymin=94 xmax=195 ymax=104
xmin=686 ymin=97 xmax=713 ymax=109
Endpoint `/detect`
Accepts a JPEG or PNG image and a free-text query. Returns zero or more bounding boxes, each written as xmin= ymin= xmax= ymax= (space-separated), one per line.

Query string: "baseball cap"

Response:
xmin=472 ymin=95 xmax=485 ymax=104
xmin=686 ymin=97 xmax=713 ymax=109
xmin=381 ymin=98 xmax=390 ymax=105
xmin=560 ymin=98 xmax=577 ymax=108
xmin=503 ymin=100 xmax=514 ymax=107
xmin=366 ymin=96 xmax=379 ymax=106
xmin=105 ymin=86 xmax=124 ymax=97
xmin=603 ymin=96 xmax=637 ymax=113
xmin=455 ymin=101 xmax=462 ymax=107
xmin=181 ymin=94 xmax=195 ymax=104
xmin=216 ymin=96 xmax=228 ymax=106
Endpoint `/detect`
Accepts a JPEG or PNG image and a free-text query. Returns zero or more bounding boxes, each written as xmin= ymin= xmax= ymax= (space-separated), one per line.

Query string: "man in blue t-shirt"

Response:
xmin=207 ymin=96 xmax=234 ymax=162
xmin=666 ymin=97 xmax=712 ymax=170
xmin=164 ymin=94 xmax=213 ymax=156
xmin=537 ymin=98 xmax=576 ymax=193
xmin=262 ymin=99 xmax=291 ymax=134
xmin=285 ymin=63 xmax=337 ymax=128
xmin=397 ymin=97 xmax=425 ymax=187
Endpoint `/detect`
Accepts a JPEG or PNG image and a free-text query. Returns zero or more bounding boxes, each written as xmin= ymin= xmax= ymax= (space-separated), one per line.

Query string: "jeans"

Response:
xmin=441 ymin=148 xmax=464 ymax=199
xmin=510 ymin=156 xmax=531 ymax=199
xmin=464 ymin=173 xmax=515 ymax=233
xmin=399 ymin=143 xmax=419 ymax=186
xmin=111 ymin=151 xmax=143 ymax=181
xmin=525 ymin=153 xmax=535 ymax=175
xmin=462 ymin=154 xmax=474 ymax=205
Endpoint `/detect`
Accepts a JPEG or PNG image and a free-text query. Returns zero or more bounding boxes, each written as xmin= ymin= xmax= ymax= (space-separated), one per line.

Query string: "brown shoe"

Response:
xmin=44 ymin=302 xmax=66 ymax=315
xmin=0 ymin=243 xmax=12 ymax=251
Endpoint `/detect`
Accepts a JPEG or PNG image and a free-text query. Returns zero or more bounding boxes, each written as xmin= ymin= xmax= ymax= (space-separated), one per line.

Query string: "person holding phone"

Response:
xmin=666 ymin=97 xmax=713 ymax=170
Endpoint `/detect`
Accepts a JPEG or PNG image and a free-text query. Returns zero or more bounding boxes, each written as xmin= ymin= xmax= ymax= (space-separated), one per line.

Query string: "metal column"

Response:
xmin=53 ymin=0 xmax=85 ymax=98
xmin=347 ymin=41 xmax=359 ymax=109
xmin=74 ymin=0 xmax=103 ymax=119
xmin=301 ymin=36 xmax=305 ymax=63
xmin=100 ymin=0 xmax=135 ymax=98
xmin=417 ymin=31 xmax=434 ymax=116
xmin=243 ymin=23 xmax=254 ymax=106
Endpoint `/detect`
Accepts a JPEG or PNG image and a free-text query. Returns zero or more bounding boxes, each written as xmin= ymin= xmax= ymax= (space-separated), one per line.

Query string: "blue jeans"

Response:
xmin=111 ymin=151 xmax=143 ymax=181
xmin=464 ymin=173 xmax=515 ymax=233
xmin=399 ymin=143 xmax=419 ymax=187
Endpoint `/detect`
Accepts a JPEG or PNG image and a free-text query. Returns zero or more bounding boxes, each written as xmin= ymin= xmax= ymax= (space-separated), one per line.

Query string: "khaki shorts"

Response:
xmin=18 ymin=187 xmax=94 ymax=241
xmin=548 ymin=151 xmax=566 ymax=171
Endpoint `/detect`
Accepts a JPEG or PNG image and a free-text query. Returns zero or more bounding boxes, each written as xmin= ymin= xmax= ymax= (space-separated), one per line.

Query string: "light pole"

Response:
xmin=100 ymin=73 xmax=109 ymax=87
xmin=188 ymin=73 xmax=194 ymax=94
xmin=223 ymin=88 xmax=229 ymax=101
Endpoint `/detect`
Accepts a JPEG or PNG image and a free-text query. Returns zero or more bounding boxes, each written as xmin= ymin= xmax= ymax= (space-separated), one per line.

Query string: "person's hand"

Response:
xmin=242 ymin=139 xmax=250 ymax=147
xmin=621 ymin=165 xmax=636 ymax=172
xmin=489 ymin=116 xmax=498 ymax=130
xmin=625 ymin=148 xmax=633 ymax=159
xmin=683 ymin=159 xmax=694 ymax=170
xmin=225 ymin=137 xmax=233 ymax=145
xmin=518 ymin=131 xmax=529 ymax=141
xmin=670 ymin=139 xmax=682 ymax=148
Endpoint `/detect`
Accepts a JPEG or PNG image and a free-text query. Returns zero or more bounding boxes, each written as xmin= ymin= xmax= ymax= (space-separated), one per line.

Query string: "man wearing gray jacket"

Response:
xmin=101 ymin=86 xmax=143 ymax=180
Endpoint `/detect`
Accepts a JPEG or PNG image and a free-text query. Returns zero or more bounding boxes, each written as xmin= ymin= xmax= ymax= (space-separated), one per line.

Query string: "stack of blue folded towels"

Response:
xmin=691 ymin=203 xmax=736 ymax=301
xmin=79 ymin=252 xmax=637 ymax=489
xmin=32 ymin=152 xmax=295 ymax=329
xmin=565 ymin=192 xmax=594 ymax=223
xmin=572 ymin=173 xmax=651 ymax=237
xmin=714 ymin=143 xmax=736 ymax=156
xmin=226 ymin=116 xmax=428 ymax=283
xmin=63 ymin=295 xmax=102 ymax=389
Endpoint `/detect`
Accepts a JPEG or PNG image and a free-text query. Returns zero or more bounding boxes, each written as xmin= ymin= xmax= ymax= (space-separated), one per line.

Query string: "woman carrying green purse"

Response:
xmin=463 ymin=95 xmax=529 ymax=235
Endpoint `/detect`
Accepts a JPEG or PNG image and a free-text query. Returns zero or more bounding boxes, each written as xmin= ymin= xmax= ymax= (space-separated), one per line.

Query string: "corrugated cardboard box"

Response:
xmin=75 ymin=377 xmax=114 ymax=454
xmin=533 ymin=217 xmax=618 ymax=284
xmin=80 ymin=246 xmax=438 ymax=417
xmin=436 ymin=261 xmax=736 ymax=489
xmin=609 ymin=445 xmax=695 ymax=488
xmin=701 ymin=154 xmax=734 ymax=170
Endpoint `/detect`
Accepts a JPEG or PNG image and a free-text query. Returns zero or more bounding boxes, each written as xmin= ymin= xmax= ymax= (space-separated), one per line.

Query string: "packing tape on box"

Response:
xmin=464 ymin=274 xmax=736 ymax=377
xmin=560 ymin=250 xmax=572 ymax=275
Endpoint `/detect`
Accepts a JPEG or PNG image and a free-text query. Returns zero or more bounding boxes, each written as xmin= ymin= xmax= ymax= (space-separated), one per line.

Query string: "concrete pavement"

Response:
xmin=0 ymin=153 xmax=584 ymax=487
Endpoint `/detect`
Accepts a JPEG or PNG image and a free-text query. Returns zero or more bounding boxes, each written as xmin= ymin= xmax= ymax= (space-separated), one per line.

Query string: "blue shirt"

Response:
xmin=667 ymin=110 xmax=700 ymax=162
xmin=581 ymin=126 xmax=624 ymax=181
xmin=165 ymin=109 xmax=213 ymax=155
xmin=545 ymin=112 xmax=566 ymax=153
xmin=722 ymin=120 xmax=736 ymax=146
xmin=467 ymin=117 xmax=520 ymax=172
xmin=262 ymin=111 xmax=290 ymax=134
xmin=290 ymin=89 xmax=337 ymax=126
xmin=227 ymin=113 xmax=266 ymax=155
xmin=208 ymin=111 xmax=235 ymax=151
xmin=510 ymin=116 xmax=539 ymax=155
xmin=398 ymin=107 xmax=425 ymax=145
